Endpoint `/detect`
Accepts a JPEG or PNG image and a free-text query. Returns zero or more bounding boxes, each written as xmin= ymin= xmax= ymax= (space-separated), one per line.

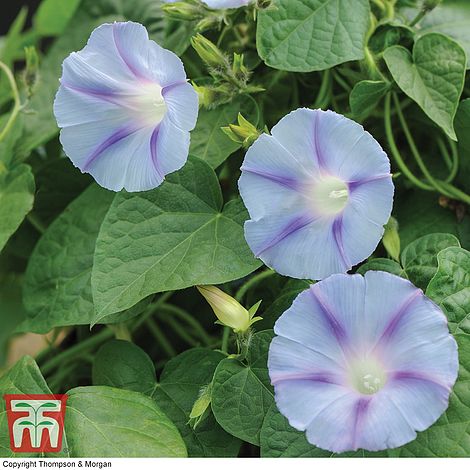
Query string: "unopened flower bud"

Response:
xmin=196 ymin=15 xmax=222 ymax=32
xmin=222 ymin=113 xmax=261 ymax=148
xmin=162 ymin=1 xmax=203 ymax=21
xmin=382 ymin=216 xmax=400 ymax=262
xmin=197 ymin=285 xmax=262 ymax=333
xmin=192 ymin=83 xmax=216 ymax=108
xmin=191 ymin=34 xmax=229 ymax=69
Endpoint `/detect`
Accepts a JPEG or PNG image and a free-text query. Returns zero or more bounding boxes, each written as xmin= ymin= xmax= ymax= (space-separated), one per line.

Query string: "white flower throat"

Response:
xmin=311 ymin=175 xmax=349 ymax=215
xmin=122 ymin=82 xmax=167 ymax=127
xmin=349 ymin=357 xmax=387 ymax=395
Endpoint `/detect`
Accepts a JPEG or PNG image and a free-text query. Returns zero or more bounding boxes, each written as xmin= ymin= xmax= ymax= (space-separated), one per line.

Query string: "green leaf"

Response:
xmin=256 ymin=0 xmax=370 ymax=72
xmin=396 ymin=190 xmax=469 ymax=250
xmin=455 ymin=98 xmax=470 ymax=188
xmin=426 ymin=246 xmax=470 ymax=334
xmin=255 ymin=279 xmax=310 ymax=331
xmin=403 ymin=0 xmax=470 ymax=69
xmin=22 ymin=185 xmax=114 ymax=333
xmin=260 ymin=403 xmax=331 ymax=457
xmin=65 ymin=386 xmax=186 ymax=457
xmin=356 ymin=258 xmax=406 ymax=277
xmin=92 ymin=157 xmax=261 ymax=320
xmin=33 ymin=158 xmax=92 ymax=226
xmin=383 ymin=33 xmax=466 ymax=140
xmin=349 ymin=80 xmax=390 ymax=118
xmin=0 ymin=356 xmax=69 ymax=457
xmin=212 ymin=330 xmax=274 ymax=445
xmin=153 ymin=348 xmax=241 ymax=457
xmin=368 ymin=22 xmax=415 ymax=55
xmin=392 ymin=334 xmax=470 ymax=456
xmin=0 ymin=164 xmax=35 ymax=253
xmin=34 ymin=0 xmax=82 ymax=36
xmin=92 ymin=340 xmax=157 ymax=395
xmin=190 ymin=97 xmax=257 ymax=169
xmin=401 ymin=233 xmax=460 ymax=290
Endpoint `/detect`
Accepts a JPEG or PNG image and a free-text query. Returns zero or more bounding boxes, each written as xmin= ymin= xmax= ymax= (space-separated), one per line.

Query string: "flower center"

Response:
xmin=311 ymin=176 xmax=349 ymax=215
xmin=349 ymin=357 xmax=387 ymax=395
xmin=125 ymin=82 xmax=167 ymax=127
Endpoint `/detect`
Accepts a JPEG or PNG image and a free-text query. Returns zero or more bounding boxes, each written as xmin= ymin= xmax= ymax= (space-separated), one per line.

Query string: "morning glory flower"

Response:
xmin=54 ymin=21 xmax=198 ymax=192
xmin=268 ymin=271 xmax=458 ymax=453
xmin=202 ymin=0 xmax=250 ymax=8
xmin=162 ymin=0 xmax=250 ymax=9
xmin=238 ymin=108 xmax=394 ymax=280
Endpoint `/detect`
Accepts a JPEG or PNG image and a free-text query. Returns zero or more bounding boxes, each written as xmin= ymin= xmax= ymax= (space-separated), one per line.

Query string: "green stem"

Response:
xmin=133 ymin=292 xmax=173 ymax=330
xmin=393 ymin=93 xmax=456 ymax=199
xmin=0 ymin=61 xmax=21 ymax=143
xmin=332 ymin=69 xmax=352 ymax=93
xmin=408 ymin=9 xmax=426 ymax=27
xmin=384 ymin=93 xmax=433 ymax=191
xmin=235 ymin=268 xmax=275 ymax=302
xmin=437 ymin=137 xmax=452 ymax=171
xmin=159 ymin=303 xmax=212 ymax=346
xmin=313 ymin=70 xmax=331 ymax=109
xmin=160 ymin=315 xmax=199 ymax=347
xmin=363 ymin=47 xmax=383 ymax=81
xmin=40 ymin=328 xmax=113 ymax=376
xmin=444 ymin=137 xmax=459 ymax=184
xmin=109 ymin=323 xmax=132 ymax=341
xmin=146 ymin=317 xmax=177 ymax=357
xmin=221 ymin=326 xmax=230 ymax=354
xmin=39 ymin=292 xmax=173 ymax=375
xmin=27 ymin=213 xmax=47 ymax=234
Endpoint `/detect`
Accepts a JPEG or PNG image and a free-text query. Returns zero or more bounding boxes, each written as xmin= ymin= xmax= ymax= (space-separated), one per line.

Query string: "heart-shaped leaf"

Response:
xmin=92 ymin=157 xmax=261 ymax=320
xmin=384 ymin=33 xmax=466 ymax=140
xmin=257 ymin=0 xmax=370 ymax=72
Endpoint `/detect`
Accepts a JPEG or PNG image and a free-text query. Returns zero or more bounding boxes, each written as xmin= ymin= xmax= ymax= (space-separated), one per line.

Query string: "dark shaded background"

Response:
xmin=1 ymin=0 xmax=41 ymax=35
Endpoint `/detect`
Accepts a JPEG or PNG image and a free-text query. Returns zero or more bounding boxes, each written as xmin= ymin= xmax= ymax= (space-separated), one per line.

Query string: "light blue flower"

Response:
xmin=268 ymin=271 xmax=458 ymax=453
xmin=238 ymin=108 xmax=394 ymax=280
xmin=163 ymin=0 xmax=250 ymax=8
xmin=54 ymin=21 xmax=198 ymax=192
xmin=202 ymin=0 xmax=250 ymax=8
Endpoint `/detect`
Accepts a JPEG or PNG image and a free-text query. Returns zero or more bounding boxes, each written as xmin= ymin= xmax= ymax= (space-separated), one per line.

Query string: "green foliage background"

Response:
xmin=0 ymin=0 xmax=469 ymax=458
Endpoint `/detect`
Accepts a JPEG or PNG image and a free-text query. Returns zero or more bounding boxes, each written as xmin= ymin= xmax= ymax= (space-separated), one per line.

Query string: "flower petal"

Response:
xmin=273 ymin=288 xmax=349 ymax=370
xmin=163 ymin=82 xmax=199 ymax=131
xmin=270 ymin=108 xmax=322 ymax=171
xmin=275 ymin=379 xmax=352 ymax=432
xmin=244 ymin=216 xmax=347 ymax=279
xmin=60 ymin=121 xmax=164 ymax=192
xmin=54 ymin=85 xmax=124 ymax=128
xmin=202 ymin=0 xmax=250 ymax=8
xmin=314 ymin=110 xmax=391 ymax=181
xmin=153 ymin=118 xmax=190 ymax=176
xmin=304 ymin=392 xmax=363 ymax=452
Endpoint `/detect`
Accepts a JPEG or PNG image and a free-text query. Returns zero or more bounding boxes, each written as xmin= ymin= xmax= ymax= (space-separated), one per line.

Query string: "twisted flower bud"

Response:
xmin=197 ymin=285 xmax=262 ymax=333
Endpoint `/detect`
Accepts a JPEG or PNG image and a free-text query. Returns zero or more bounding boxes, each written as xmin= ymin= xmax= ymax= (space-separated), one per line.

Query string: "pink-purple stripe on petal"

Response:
xmin=241 ymin=166 xmax=300 ymax=191
xmin=254 ymin=214 xmax=317 ymax=257
xmin=83 ymin=125 xmax=139 ymax=171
